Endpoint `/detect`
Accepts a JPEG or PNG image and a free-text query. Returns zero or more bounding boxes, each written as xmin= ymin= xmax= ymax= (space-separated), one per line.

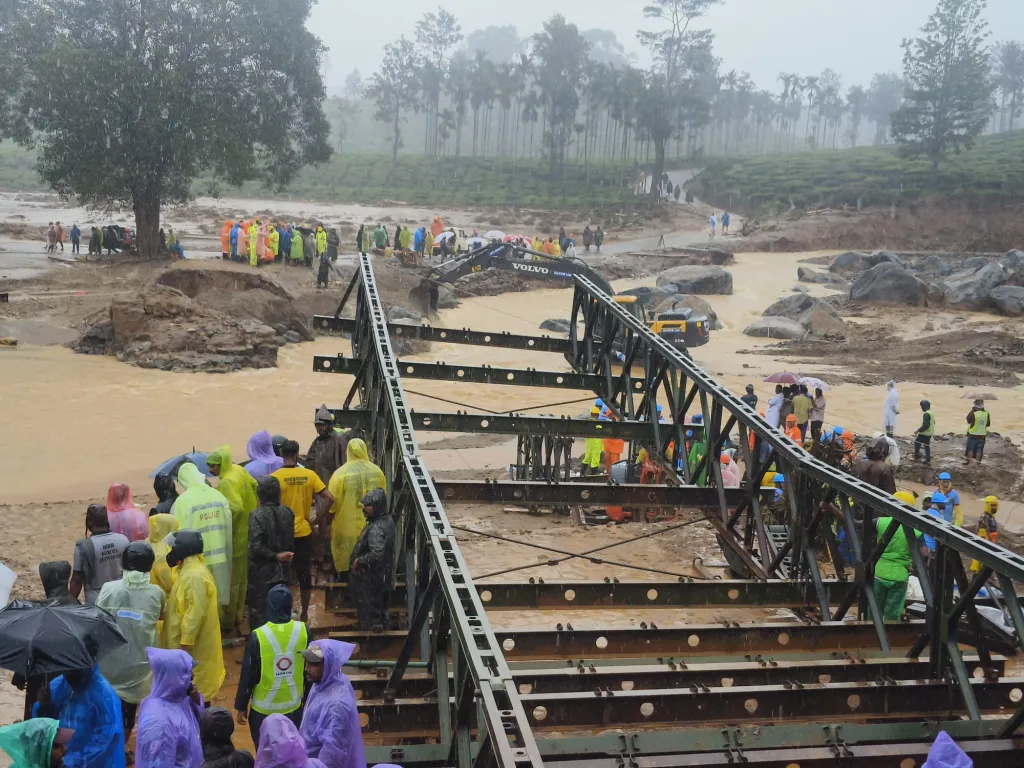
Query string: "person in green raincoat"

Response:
xmin=361 ymin=226 xmax=372 ymax=255
xmin=289 ymin=228 xmax=304 ymax=264
xmin=686 ymin=428 xmax=708 ymax=487
xmin=206 ymin=445 xmax=257 ymax=633
xmin=267 ymin=227 xmax=280 ymax=261
xmin=399 ymin=226 xmax=412 ymax=251
xmin=247 ymin=221 xmax=259 ymax=267
xmin=326 ymin=439 xmax=386 ymax=577
xmin=0 ymin=718 xmax=71 ymax=768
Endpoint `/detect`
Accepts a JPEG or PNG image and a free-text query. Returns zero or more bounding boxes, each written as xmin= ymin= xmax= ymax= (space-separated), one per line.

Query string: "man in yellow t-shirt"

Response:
xmin=271 ymin=440 xmax=334 ymax=622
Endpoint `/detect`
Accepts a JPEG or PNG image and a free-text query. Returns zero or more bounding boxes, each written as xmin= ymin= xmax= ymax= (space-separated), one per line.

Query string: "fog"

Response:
xmin=313 ymin=0 xmax=1023 ymax=94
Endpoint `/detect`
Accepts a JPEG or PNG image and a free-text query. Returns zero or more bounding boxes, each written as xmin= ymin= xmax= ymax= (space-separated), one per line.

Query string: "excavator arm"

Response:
xmin=429 ymin=242 xmax=615 ymax=295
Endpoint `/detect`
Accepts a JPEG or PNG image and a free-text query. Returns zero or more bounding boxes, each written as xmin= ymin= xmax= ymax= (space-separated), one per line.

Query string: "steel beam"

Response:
xmin=333 ymin=621 xmax=925 ymax=660
xmin=314 ymin=315 xmax=571 ymax=353
xmin=328 ymin=408 xmax=675 ymax=440
xmin=314 ymin=353 xmax=644 ymax=391
xmin=475 ymin=579 xmax=851 ymax=610
xmin=434 ymin=480 xmax=747 ymax=508
xmin=519 ymin=679 xmax=1024 ymax=728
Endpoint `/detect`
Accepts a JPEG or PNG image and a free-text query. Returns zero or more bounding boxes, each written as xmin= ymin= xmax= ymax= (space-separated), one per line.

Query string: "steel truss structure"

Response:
xmin=314 ymin=256 xmax=1024 ymax=767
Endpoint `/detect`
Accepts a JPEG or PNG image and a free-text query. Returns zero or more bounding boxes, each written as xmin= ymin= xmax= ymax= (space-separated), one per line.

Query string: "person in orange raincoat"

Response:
xmin=257 ymin=223 xmax=270 ymax=262
xmin=784 ymin=414 xmax=803 ymax=445
xmin=430 ymin=216 xmax=444 ymax=238
xmin=237 ymin=220 xmax=250 ymax=262
xmin=602 ymin=410 xmax=625 ymax=473
xmin=220 ymin=220 xmax=233 ymax=260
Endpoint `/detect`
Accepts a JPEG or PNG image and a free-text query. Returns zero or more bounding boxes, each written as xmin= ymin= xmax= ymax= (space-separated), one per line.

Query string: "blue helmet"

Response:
xmin=931 ymin=491 xmax=948 ymax=505
xmin=773 ymin=473 xmax=785 ymax=484
xmin=692 ymin=414 xmax=704 ymax=424
xmin=938 ymin=472 xmax=952 ymax=481
xmin=686 ymin=429 xmax=693 ymax=438
xmin=656 ymin=404 xmax=663 ymax=413
xmin=833 ymin=426 xmax=844 ymax=436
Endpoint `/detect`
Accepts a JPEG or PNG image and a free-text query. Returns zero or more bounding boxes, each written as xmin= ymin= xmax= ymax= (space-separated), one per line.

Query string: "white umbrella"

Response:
xmin=467 ymin=237 xmax=486 ymax=249
xmin=798 ymin=376 xmax=831 ymax=392
xmin=484 ymin=230 xmax=505 ymax=240
xmin=434 ymin=231 xmax=455 ymax=242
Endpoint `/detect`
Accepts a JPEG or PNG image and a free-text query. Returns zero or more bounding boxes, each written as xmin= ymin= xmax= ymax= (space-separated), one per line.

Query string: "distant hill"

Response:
xmin=687 ymin=131 xmax=1024 ymax=214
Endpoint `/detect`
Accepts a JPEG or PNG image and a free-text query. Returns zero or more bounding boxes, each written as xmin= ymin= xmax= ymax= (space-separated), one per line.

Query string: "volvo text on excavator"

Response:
xmin=421 ymin=242 xmax=712 ymax=352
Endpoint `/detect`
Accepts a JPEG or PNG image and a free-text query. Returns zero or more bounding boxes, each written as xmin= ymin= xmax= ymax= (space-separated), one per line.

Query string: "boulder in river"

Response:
xmin=939 ymin=262 xmax=1006 ymax=309
xmin=798 ymin=305 xmax=847 ymax=338
xmin=388 ymin=306 xmax=422 ymax=322
xmin=655 ymin=265 xmax=733 ymax=295
xmin=963 ymin=256 xmax=993 ymax=271
xmin=830 ymin=251 xmax=873 ymax=274
xmin=868 ymin=250 xmax=905 ymax=268
xmin=540 ymin=318 xmax=570 ymax=333
xmin=762 ymin=294 xmax=815 ymax=319
xmin=436 ymin=284 xmax=460 ymax=309
xmin=918 ymin=255 xmax=952 ymax=277
xmin=797 ymin=266 xmax=847 ymax=285
xmin=989 ymin=285 xmax=1024 ymax=316
xmin=849 ymin=263 xmax=930 ymax=306
xmin=743 ymin=317 xmax=805 ymax=340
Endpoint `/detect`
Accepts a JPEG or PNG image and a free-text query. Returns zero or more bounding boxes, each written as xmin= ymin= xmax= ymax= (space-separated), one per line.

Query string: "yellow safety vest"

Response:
xmin=921 ymin=410 xmax=935 ymax=437
xmin=968 ymin=410 xmax=989 ymax=436
xmin=252 ymin=621 xmax=307 ymax=715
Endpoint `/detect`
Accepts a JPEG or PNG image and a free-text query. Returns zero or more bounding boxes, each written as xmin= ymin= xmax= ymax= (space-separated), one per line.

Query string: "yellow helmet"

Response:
xmin=893 ymin=491 xmax=917 ymax=507
xmin=589 ymin=407 xmax=601 ymax=415
xmin=984 ymin=495 xmax=999 ymax=514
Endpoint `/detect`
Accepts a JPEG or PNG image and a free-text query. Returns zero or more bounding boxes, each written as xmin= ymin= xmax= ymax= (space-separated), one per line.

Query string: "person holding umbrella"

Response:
xmin=96 ymin=542 xmax=165 ymax=752
xmin=34 ymin=665 xmax=126 ymax=768
xmin=0 ymin=719 xmax=74 ymax=768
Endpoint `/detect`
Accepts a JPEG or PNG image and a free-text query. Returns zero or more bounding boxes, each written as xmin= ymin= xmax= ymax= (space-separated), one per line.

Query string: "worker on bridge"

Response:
xmin=970 ymin=496 xmax=1000 ymax=573
xmin=965 ymin=399 xmax=990 ymax=463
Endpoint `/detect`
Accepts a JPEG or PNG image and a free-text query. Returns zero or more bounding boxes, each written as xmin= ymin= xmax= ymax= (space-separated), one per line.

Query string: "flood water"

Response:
xmin=3 ymin=250 xmax=1023 ymax=523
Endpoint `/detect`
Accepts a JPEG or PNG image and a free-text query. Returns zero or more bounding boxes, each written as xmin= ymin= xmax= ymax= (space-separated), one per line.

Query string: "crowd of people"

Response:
xmin=1 ymin=408 xmax=392 ymax=768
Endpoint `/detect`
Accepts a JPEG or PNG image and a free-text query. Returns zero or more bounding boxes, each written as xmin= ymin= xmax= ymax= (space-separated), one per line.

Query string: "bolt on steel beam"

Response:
xmin=314 ymin=352 xmax=644 ymax=391
xmin=314 ymin=315 xmax=571 ymax=353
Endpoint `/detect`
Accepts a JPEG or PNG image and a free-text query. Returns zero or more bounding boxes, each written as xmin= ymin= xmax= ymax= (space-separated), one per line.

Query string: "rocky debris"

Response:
xmin=850 ymin=263 xmax=930 ymax=306
xmin=792 ymin=285 xmax=809 ymax=293
xmin=963 ymin=256 xmax=992 ymax=271
xmin=436 ymin=284 xmax=460 ymax=309
xmin=388 ymin=306 xmax=422 ymax=322
xmin=989 ymin=285 xmax=1024 ymax=316
xmin=653 ymin=294 xmax=722 ymax=329
xmin=71 ymin=284 xmax=279 ymax=372
xmin=283 ymin=330 xmax=302 ymax=344
xmin=797 ymin=266 xmax=847 ymax=285
xmin=938 ymin=262 xmax=1006 ymax=309
xmin=798 ymin=305 xmax=847 ymax=338
xmin=999 ymin=250 xmax=1024 ymax=282
xmin=655 ymin=265 xmax=733 ymax=295
xmin=540 ymin=318 xmax=571 ymax=333
xmin=157 ymin=266 xmax=295 ymax=300
xmin=918 ymin=255 xmax=952 ymax=277
xmin=743 ymin=317 xmax=805 ymax=340
xmin=871 ymin=250 xmax=905 ymax=268
xmin=830 ymin=251 xmax=873 ymax=274
xmin=0 ymin=337 xmax=17 ymax=347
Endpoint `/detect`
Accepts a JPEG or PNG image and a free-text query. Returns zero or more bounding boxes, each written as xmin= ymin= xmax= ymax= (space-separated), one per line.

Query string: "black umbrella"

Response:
xmin=0 ymin=601 xmax=127 ymax=678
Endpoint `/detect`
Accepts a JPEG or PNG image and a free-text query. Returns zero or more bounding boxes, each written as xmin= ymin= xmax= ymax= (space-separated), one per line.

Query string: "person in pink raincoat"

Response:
xmin=105 ymin=483 xmax=149 ymax=542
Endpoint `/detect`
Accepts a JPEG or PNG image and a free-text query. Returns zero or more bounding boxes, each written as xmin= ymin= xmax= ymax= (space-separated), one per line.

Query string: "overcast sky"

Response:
xmin=314 ymin=0 xmax=1022 ymax=95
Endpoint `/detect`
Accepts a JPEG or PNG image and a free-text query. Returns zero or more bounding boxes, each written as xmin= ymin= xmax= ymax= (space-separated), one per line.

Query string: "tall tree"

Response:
xmin=994 ymin=41 xmax=1024 ymax=132
xmin=865 ymin=72 xmax=904 ymax=144
xmin=337 ymin=69 xmax=365 ymax=153
xmin=465 ymin=25 xmax=523 ymax=63
xmin=415 ymin=8 xmax=463 ymax=156
xmin=0 ymin=0 xmax=330 ymax=257
xmin=891 ymin=0 xmax=994 ymax=172
xmin=845 ymin=85 xmax=868 ymax=147
xmin=532 ymin=15 xmax=590 ymax=177
xmin=371 ymin=38 xmax=422 ymax=163
xmin=636 ymin=0 xmax=720 ymax=199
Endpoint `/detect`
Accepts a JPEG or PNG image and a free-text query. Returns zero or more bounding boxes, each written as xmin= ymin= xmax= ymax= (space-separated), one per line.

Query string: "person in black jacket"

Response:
xmin=349 ymin=488 xmax=395 ymax=632
xmin=740 ymin=384 xmax=758 ymax=410
xmin=199 ymin=707 xmax=254 ymax=768
xmin=246 ymin=477 xmax=295 ymax=630
xmin=150 ymin=474 xmax=178 ymax=516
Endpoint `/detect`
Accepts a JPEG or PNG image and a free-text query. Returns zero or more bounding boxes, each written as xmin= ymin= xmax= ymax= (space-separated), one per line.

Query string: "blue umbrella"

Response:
xmin=150 ymin=451 xmax=212 ymax=479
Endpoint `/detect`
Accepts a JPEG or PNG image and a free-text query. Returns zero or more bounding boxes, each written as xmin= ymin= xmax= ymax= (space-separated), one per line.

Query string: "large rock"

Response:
xmin=798 ymin=305 xmax=847 ymax=338
xmin=830 ymin=251 xmax=873 ymax=274
xmin=762 ymin=294 xmax=815 ymax=319
xmin=388 ymin=306 xmax=422 ymax=322
xmin=939 ymin=262 xmax=1006 ymax=309
xmin=436 ymin=284 xmax=460 ymax=309
xmin=654 ymin=294 xmax=721 ymax=329
xmin=868 ymin=250 xmax=905 ymax=268
xmin=850 ymin=263 xmax=930 ymax=306
xmin=540 ymin=318 xmax=570 ymax=333
xmin=655 ymin=265 xmax=733 ymax=295
xmin=743 ymin=317 xmax=806 ymax=340
xmin=798 ymin=266 xmax=847 ymax=285
xmin=989 ymin=285 xmax=1024 ymax=316
xmin=963 ymin=256 xmax=992 ymax=271
xmin=999 ymin=250 xmax=1024 ymax=282
xmin=918 ymin=255 xmax=952 ymax=277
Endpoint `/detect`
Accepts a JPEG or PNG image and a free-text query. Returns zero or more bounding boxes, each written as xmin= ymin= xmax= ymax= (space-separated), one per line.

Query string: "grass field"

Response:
xmin=0 ymin=143 xmax=636 ymax=210
xmin=687 ymin=131 xmax=1024 ymax=214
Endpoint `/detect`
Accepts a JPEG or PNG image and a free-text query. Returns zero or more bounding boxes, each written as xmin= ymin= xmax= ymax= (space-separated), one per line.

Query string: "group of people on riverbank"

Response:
xmin=3 ymin=409 xmax=390 ymax=768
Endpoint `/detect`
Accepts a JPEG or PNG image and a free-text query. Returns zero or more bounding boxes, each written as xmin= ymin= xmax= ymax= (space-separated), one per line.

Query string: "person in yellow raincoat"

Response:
xmin=206 ymin=445 xmax=257 ymax=633
xmin=267 ymin=226 xmax=280 ymax=262
xmin=970 ymin=496 xmax=1000 ymax=572
xmin=316 ymin=225 xmax=328 ymax=258
xmin=162 ymin=531 xmax=224 ymax=700
xmin=148 ymin=513 xmax=179 ymax=600
xmin=582 ymin=407 xmax=604 ymax=475
xmin=247 ymin=221 xmax=259 ymax=267
xmin=424 ymin=230 xmax=434 ymax=260
xmin=327 ymin=439 xmax=386 ymax=576
xmin=171 ymin=463 xmax=232 ymax=610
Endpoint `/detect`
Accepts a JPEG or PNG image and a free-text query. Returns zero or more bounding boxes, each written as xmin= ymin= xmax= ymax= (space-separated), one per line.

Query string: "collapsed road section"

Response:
xmin=312 ymin=255 xmax=1024 ymax=767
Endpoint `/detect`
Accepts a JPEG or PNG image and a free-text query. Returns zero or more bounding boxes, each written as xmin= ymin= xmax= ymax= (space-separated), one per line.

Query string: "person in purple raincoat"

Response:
xmin=134 ymin=648 xmax=204 ymax=768
xmin=298 ymin=641 xmax=364 ymax=768
xmin=246 ymin=431 xmax=285 ymax=479
xmin=255 ymin=716 xmax=324 ymax=768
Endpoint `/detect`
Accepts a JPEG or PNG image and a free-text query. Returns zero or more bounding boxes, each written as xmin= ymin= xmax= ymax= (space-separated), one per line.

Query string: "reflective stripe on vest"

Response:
xmin=968 ymin=410 xmax=989 ymax=436
xmin=252 ymin=621 xmax=307 ymax=714
xmin=921 ymin=410 xmax=935 ymax=437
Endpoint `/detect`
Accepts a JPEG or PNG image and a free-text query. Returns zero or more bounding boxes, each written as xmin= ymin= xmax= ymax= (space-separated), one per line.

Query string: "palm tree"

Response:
xmin=845 ymin=85 xmax=867 ymax=147
xmin=802 ymin=75 xmax=819 ymax=148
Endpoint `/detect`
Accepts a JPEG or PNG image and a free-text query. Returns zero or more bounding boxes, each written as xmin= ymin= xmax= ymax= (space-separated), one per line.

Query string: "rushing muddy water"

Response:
xmin=3 ymin=250 xmax=1023 ymax=521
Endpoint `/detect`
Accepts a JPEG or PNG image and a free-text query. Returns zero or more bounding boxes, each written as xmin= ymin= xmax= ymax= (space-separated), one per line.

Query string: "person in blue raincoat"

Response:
xmin=34 ymin=668 xmax=125 ymax=768
xmin=280 ymin=226 xmax=293 ymax=264
xmin=230 ymin=222 xmax=241 ymax=262
xmin=413 ymin=227 xmax=425 ymax=254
